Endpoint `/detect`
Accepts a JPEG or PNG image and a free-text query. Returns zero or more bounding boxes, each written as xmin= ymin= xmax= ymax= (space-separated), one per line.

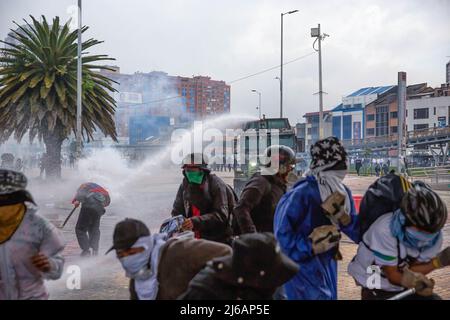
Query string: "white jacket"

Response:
xmin=0 ymin=207 xmax=65 ymax=300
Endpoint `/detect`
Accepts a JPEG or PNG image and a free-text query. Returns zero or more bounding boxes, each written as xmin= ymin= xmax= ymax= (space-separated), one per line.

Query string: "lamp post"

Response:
xmin=251 ymin=89 xmax=262 ymax=119
xmin=311 ymin=24 xmax=329 ymax=139
xmin=280 ymin=9 xmax=299 ymax=118
xmin=76 ymin=0 xmax=82 ymax=159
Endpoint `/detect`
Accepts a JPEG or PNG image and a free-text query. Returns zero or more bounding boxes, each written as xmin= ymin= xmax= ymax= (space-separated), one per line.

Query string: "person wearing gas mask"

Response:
xmin=0 ymin=169 xmax=65 ymax=300
xmin=233 ymin=145 xmax=296 ymax=235
xmin=274 ymin=137 xmax=360 ymax=300
xmin=170 ymin=153 xmax=235 ymax=245
xmin=348 ymin=182 xmax=450 ymax=300
xmin=108 ymin=218 xmax=231 ymax=300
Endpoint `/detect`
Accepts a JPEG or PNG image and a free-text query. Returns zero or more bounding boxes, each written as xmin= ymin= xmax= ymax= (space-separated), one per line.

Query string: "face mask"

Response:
xmin=405 ymin=227 xmax=440 ymax=249
xmin=120 ymin=251 xmax=152 ymax=280
xmin=0 ymin=203 xmax=26 ymax=244
xmin=185 ymin=170 xmax=205 ymax=185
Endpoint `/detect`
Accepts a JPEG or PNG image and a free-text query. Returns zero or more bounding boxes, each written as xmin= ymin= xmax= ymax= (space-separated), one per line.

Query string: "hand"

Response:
xmin=31 ymin=253 xmax=52 ymax=273
xmin=434 ymin=247 xmax=450 ymax=268
xmin=400 ymin=268 xmax=435 ymax=296
xmin=73 ymin=200 xmax=80 ymax=208
xmin=181 ymin=218 xmax=194 ymax=231
xmin=309 ymin=225 xmax=341 ymax=255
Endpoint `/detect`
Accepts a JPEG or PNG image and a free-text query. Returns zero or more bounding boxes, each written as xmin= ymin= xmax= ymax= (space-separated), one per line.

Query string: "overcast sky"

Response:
xmin=1 ymin=0 xmax=449 ymax=124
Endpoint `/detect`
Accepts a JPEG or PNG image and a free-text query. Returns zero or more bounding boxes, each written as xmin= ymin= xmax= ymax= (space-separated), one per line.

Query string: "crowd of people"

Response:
xmin=0 ymin=136 xmax=449 ymax=300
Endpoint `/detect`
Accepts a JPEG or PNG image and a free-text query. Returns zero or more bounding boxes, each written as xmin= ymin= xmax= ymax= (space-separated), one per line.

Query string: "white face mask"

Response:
xmin=119 ymin=236 xmax=154 ymax=280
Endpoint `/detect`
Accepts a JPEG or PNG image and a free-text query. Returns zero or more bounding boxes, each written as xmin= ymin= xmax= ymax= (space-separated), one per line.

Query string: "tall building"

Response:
xmin=99 ymin=68 xmax=231 ymax=138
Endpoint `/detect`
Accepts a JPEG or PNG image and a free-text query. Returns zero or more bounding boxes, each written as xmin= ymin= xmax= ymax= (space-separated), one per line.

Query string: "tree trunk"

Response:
xmin=43 ymin=125 xmax=64 ymax=180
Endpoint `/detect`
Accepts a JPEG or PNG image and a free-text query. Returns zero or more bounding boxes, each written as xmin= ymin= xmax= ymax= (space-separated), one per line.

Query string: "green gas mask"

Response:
xmin=185 ymin=170 xmax=205 ymax=185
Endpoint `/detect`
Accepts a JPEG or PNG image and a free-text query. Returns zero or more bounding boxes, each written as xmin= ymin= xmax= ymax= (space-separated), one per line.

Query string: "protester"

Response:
xmin=72 ymin=182 xmax=110 ymax=256
xmin=348 ymin=182 xmax=449 ymax=300
xmin=0 ymin=169 xmax=65 ymax=299
xmin=274 ymin=137 xmax=360 ymax=300
xmin=234 ymin=145 xmax=296 ymax=234
xmin=178 ymin=232 xmax=299 ymax=300
xmin=355 ymin=158 xmax=362 ymax=176
xmin=108 ymin=218 xmax=232 ymax=300
xmin=171 ymin=153 xmax=235 ymax=244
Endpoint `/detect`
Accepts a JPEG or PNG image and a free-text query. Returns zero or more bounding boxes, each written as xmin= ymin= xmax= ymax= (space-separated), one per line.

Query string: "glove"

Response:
xmin=309 ymin=225 xmax=341 ymax=255
xmin=400 ymin=268 xmax=435 ymax=297
xmin=432 ymin=247 xmax=450 ymax=268
xmin=321 ymin=192 xmax=351 ymax=226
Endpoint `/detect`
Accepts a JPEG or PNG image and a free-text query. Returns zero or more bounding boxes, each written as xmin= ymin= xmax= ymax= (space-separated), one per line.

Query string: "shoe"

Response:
xmin=80 ymin=250 xmax=91 ymax=257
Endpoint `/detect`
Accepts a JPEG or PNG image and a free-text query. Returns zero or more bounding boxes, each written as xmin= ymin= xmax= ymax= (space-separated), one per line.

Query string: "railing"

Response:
xmin=408 ymin=165 xmax=450 ymax=184
xmin=340 ymin=126 xmax=450 ymax=150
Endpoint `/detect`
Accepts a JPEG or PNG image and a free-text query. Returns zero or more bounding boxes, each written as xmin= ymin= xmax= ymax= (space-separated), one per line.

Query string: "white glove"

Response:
xmin=309 ymin=225 xmax=341 ymax=255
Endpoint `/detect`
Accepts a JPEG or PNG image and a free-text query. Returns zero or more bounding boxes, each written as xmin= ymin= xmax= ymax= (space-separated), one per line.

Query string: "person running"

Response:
xmin=274 ymin=137 xmax=360 ymax=300
xmin=348 ymin=182 xmax=450 ymax=300
xmin=0 ymin=169 xmax=65 ymax=299
xmin=171 ymin=153 xmax=234 ymax=245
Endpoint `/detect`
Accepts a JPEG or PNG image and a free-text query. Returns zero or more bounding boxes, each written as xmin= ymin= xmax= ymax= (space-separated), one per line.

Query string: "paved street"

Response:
xmin=30 ymin=168 xmax=450 ymax=300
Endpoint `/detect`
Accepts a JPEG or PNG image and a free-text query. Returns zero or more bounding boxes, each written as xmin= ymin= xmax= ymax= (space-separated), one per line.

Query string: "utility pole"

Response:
xmin=397 ymin=71 xmax=407 ymax=173
xmin=76 ymin=0 xmax=82 ymax=159
xmin=252 ymin=90 xmax=262 ymax=119
xmin=311 ymin=24 xmax=328 ymax=139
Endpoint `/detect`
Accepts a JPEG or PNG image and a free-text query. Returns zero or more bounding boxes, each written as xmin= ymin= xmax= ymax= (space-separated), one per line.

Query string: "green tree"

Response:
xmin=0 ymin=15 xmax=118 ymax=178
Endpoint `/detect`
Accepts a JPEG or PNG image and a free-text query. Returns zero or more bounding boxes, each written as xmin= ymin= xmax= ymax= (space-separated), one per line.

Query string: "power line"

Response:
xmin=116 ymin=51 xmax=316 ymax=108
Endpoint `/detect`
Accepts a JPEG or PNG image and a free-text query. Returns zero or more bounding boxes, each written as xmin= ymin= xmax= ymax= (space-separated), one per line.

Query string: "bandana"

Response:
xmin=0 ymin=203 xmax=26 ymax=244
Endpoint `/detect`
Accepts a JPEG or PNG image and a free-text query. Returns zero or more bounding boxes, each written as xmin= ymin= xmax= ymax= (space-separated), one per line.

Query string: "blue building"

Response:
xmin=331 ymin=86 xmax=395 ymax=141
xmin=129 ymin=115 xmax=171 ymax=145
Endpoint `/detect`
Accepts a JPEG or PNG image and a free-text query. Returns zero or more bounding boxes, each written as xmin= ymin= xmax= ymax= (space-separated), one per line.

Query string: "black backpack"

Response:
xmin=359 ymin=172 xmax=412 ymax=238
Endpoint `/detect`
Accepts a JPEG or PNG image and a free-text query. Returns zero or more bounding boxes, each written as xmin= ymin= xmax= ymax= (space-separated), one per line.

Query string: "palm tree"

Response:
xmin=0 ymin=15 xmax=118 ymax=179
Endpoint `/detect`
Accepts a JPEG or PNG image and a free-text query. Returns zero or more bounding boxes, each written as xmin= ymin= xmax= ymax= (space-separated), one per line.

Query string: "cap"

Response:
xmin=105 ymin=218 xmax=150 ymax=254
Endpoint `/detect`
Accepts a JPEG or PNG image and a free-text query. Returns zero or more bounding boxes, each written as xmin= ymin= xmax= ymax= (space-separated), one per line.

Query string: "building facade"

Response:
xmin=331 ymin=86 xmax=395 ymax=141
xmin=100 ymin=67 xmax=231 ymax=138
xmin=303 ymin=111 xmax=332 ymax=152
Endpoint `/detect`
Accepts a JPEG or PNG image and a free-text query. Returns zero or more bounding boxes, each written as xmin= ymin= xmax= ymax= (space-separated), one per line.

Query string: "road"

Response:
xmin=29 ymin=168 xmax=450 ymax=300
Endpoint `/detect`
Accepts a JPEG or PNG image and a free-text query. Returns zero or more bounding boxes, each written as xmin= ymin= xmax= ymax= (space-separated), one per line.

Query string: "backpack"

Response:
xmin=359 ymin=172 xmax=412 ymax=238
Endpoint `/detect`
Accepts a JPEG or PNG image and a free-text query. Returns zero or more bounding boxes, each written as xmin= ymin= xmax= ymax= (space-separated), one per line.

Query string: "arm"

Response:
xmin=274 ymin=188 xmax=314 ymax=263
xmin=233 ymin=177 xmax=268 ymax=234
xmin=38 ymin=217 xmax=65 ymax=280
xmin=171 ymin=184 xmax=186 ymax=217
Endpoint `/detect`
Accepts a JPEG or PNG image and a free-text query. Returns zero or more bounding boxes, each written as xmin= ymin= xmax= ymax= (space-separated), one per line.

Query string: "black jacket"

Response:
xmin=233 ymin=173 xmax=287 ymax=234
xmin=178 ymin=263 xmax=275 ymax=300
xmin=171 ymin=174 xmax=234 ymax=244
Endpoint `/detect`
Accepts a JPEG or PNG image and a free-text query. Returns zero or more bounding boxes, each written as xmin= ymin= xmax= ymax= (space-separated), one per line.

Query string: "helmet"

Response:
xmin=181 ymin=153 xmax=209 ymax=171
xmin=401 ymin=181 xmax=447 ymax=233
xmin=263 ymin=145 xmax=296 ymax=174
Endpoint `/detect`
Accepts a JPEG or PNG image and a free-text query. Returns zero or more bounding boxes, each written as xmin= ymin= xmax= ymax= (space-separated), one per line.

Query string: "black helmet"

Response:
xmin=401 ymin=181 xmax=447 ymax=233
xmin=263 ymin=145 xmax=296 ymax=174
xmin=181 ymin=153 xmax=210 ymax=172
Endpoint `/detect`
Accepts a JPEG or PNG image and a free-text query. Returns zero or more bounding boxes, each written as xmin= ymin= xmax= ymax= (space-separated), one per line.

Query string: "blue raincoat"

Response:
xmin=274 ymin=175 xmax=360 ymax=300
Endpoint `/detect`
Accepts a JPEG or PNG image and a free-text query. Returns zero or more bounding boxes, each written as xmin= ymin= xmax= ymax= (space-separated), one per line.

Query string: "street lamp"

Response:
xmin=311 ymin=23 xmax=329 ymax=139
xmin=280 ymin=9 xmax=299 ymax=118
xmin=251 ymin=89 xmax=262 ymax=119
xmin=76 ymin=0 xmax=82 ymax=159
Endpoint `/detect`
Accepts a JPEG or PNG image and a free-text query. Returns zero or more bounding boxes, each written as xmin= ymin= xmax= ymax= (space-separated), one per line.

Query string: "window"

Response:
xmin=434 ymin=107 xmax=436 ymax=115
xmin=307 ymin=128 xmax=312 ymax=135
xmin=376 ymin=105 xmax=389 ymax=136
xmin=367 ymin=114 xmax=375 ymax=121
xmin=366 ymin=128 xmax=375 ymax=136
xmin=391 ymin=126 xmax=398 ymax=134
xmin=414 ymin=124 xmax=429 ymax=131
xmin=390 ymin=111 xmax=398 ymax=119
xmin=414 ymin=108 xmax=429 ymax=119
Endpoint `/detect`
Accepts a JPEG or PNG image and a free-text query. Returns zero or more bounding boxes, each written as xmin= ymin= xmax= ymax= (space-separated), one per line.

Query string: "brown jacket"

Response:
xmin=170 ymin=173 xmax=234 ymax=244
xmin=233 ymin=173 xmax=287 ymax=234
xmin=130 ymin=237 xmax=232 ymax=300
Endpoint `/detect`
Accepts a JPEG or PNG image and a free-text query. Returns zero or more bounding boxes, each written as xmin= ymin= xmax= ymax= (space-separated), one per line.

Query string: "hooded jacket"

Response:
xmin=233 ymin=173 xmax=286 ymax=234
xmin=129 ymin=237 xmax=232 ymax=300
xmin=0 ymin=207 xmax=65 ymax=300
xmin=273 ymin=176 xmax=360 ymax=300
xmin=171 ymin=173 xmax=234 ymax=244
